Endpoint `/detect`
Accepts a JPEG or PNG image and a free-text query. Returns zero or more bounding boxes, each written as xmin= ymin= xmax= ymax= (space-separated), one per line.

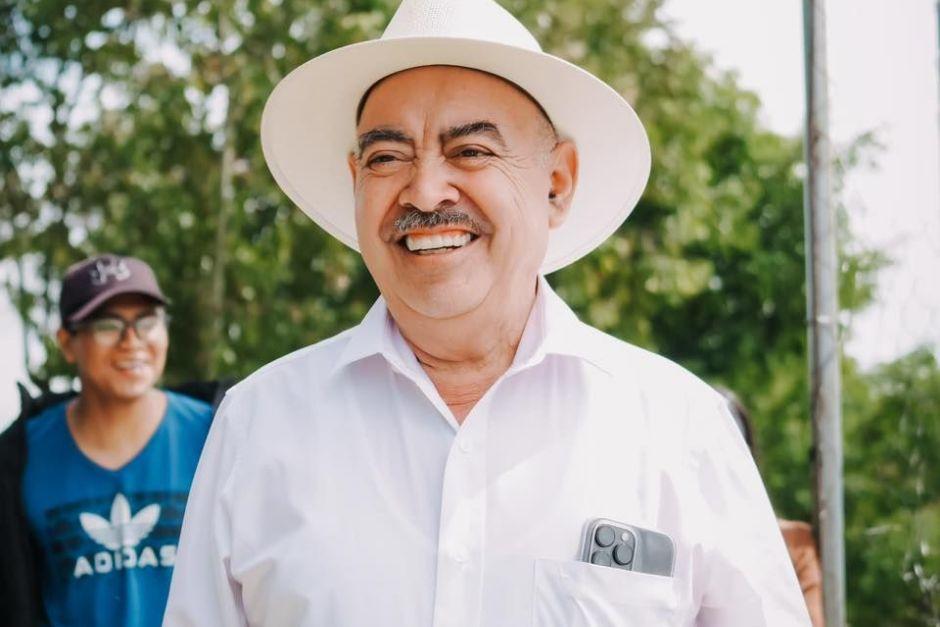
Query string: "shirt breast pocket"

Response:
xmin=532 ymin=558 xmax=681 ymax=627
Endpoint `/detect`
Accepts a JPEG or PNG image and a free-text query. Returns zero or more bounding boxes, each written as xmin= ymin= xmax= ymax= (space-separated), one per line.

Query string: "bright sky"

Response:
xmin=661 ymin=0 xmax=940 ymax=369
xmin=2 ymin=0 xmax=938 ymax=426
xmin=0 ymin=275 xmax=26 ymax=427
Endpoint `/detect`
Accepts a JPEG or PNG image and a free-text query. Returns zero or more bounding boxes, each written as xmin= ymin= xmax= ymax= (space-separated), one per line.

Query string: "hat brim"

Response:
xmin=261 ymin=37 xmax=651 ymax=274
xmin=67 ymin=287 xmax=169 ymax=324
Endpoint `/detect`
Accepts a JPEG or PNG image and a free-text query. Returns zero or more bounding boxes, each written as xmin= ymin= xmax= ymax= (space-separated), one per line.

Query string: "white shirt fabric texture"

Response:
xmin=164 ymin=278 xmax=811 ymax=627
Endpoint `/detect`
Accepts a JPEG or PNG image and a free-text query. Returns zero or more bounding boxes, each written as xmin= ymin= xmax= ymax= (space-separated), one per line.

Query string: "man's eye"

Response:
xmin=92 ymin=319 xmax=123 ymax=333
xmin=136 ymin=315 xmax=160 ymax=332
xmin=453 ymin=148 xmax=492 ymax=159
xmin=366 ymin=153 xmax=401 ymax=168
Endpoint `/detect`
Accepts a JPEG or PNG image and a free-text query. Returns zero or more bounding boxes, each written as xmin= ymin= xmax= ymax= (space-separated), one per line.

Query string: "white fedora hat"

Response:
xmin=261 ymin=0 xmax=651 ymax=273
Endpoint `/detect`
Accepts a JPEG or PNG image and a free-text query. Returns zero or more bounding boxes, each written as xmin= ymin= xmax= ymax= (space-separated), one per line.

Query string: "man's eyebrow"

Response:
xmin=95 ymin=307 xmax=158 ymax=320
xmin=357 ymin=128 xmax=412 ymax=155
xmin=442 ymin=120 xmax=507 ymax=149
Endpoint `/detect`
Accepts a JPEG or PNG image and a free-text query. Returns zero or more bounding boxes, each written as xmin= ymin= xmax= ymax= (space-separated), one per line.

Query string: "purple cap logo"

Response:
xmin=89 ymin=258 xmax=132 ymax=286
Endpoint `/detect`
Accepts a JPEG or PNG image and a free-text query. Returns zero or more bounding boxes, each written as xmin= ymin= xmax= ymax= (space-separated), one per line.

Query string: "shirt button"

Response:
xmin=458 ymin=439 xmax=472 ymax=453
xmin=453 ymin=548 xmax=469 ymax=563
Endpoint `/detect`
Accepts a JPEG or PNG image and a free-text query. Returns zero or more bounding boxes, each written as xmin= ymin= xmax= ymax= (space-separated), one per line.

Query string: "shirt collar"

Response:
xmin=329 ymin=295 xmax=401 ymax=376
xmin=330 ymin=276 xmax=613 ymax=378
xmin=515 ymin=276 xmax=614 ymax=375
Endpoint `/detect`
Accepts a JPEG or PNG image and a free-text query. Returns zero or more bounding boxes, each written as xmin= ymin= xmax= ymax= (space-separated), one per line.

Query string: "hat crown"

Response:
xmin=382 ymin=0 xmax=541 ymax=51
xmin=59 ymin=254 xmax=167 ymax=324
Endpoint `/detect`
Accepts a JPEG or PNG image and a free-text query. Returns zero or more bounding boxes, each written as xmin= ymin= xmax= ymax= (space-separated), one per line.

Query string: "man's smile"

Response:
xmin=112 ymin=357 xmax=154 ymax=374
xmin=395 ymin=228 xmax=480 ymax=255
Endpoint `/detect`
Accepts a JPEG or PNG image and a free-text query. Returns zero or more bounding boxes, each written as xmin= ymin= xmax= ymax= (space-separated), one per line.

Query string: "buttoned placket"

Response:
xmin=428 ymin=351 xmax=552 ymax=627
xmin=378 ymin=329 xmax=489 ymax=627
xmin=430 ymin=396 xmax=489 ymax=627
xmin=380 ymin=293 xmax=552 ymax=627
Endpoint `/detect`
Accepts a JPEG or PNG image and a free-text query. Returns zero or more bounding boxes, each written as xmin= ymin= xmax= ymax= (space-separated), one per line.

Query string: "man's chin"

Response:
xmin=108 ymin=379 xmax=160 ymax=402
xmin=393 ymin=280 xmax=491 ymax=321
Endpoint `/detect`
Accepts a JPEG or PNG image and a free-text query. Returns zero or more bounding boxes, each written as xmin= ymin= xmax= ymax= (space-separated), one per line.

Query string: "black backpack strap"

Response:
xmin=16 ymin=383 xmax=33 ymax=422
xmin=13 ymin=383 xmax=77 ymax=424
xmin=0 ymin=386 xmax=50 ymax=626
xmin=168 ymin=378 xmax=237 ymax=412
xmin=12 ymin=379 xmax=234 ymax=423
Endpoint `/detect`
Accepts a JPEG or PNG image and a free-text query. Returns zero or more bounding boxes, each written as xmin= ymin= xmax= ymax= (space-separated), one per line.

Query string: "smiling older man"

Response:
xmin=164 ymin=0 xmax=811 ymax=625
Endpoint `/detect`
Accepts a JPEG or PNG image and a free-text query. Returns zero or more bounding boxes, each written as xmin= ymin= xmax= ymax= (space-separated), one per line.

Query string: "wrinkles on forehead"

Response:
xmin=354 ymin=66 xmax=557 ymax=147
xmin=357 ymin=120 xmax=509 ymax=158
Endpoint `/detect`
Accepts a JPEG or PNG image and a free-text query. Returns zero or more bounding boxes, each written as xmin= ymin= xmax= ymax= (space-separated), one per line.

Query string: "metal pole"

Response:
xmin=802 ymin=1 xmax=846 ymax=625
xmin=209 ymin=4 xmax=235 ymax=378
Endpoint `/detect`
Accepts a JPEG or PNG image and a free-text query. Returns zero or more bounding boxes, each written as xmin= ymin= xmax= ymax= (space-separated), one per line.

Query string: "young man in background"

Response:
xmin=0 ymin=254 xmax=221 ymax=627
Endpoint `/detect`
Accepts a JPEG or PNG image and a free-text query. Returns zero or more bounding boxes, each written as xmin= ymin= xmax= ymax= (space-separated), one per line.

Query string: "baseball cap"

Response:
xmin=59 ymin=254 xmax=168 ymax=325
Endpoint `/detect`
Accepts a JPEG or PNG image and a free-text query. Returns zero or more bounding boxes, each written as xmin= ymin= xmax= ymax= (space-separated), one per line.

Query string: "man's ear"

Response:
xmin=547 ymin=140 xmax=578 ymax=229
xmin=347 ymin=152 xmax=358 ymax=187
xmin=57 ymin=328 xmax=77 ymax=364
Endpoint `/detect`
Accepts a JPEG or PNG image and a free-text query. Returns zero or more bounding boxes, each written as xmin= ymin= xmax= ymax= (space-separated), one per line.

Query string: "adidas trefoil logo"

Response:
xmin=73 ymin=493 xmax=175 ymax=578
xmin=80 ymin=493 xmax=160 ymax=549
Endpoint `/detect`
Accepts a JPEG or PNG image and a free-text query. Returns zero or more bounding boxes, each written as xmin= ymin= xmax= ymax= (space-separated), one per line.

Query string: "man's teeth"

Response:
xmin=405 ymin=232 xmax=472 ymax=252
xmin=116 ymin=360 xmax=146 ymax=371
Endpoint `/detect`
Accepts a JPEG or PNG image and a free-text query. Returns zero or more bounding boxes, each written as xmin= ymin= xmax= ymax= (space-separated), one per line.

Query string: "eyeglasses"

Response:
xmin=69 ymin=311 xmax=170 ymax=347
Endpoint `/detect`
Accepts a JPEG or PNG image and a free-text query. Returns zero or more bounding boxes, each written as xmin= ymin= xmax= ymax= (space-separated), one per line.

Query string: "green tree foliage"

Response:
xmin=0 ymin=0 xmax=935 ymax=622
xmin=843 ymin=349 xmax=940 ymax=625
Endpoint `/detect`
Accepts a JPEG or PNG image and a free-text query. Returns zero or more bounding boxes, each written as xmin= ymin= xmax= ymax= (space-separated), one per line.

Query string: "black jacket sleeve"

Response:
xmin=0 ymin=414 xmax=46 ymax=626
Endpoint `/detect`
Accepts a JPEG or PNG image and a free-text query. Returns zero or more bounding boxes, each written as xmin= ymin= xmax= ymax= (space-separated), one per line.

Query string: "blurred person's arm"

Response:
xmin=780 ymin=519 xmax=826 ymax=627
xmin=163 ymin=390 xmax=247 ymax=626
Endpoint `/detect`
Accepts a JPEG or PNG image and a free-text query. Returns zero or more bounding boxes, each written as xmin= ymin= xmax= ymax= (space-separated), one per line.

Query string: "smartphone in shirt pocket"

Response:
xmin=578 ymin=518 xmax=676 ymax=577
xmin=531 ymin=519 xmax=679 ymax=627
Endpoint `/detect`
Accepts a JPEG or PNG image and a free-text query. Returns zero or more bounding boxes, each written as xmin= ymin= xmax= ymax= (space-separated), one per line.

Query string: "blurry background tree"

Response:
xmin=0 ymin=0 xmax=935 ymax=623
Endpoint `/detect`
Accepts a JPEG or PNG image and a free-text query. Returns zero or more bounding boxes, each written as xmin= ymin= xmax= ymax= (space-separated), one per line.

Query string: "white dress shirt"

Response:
xmin=164 ymin=279 xmax=811 ymax=626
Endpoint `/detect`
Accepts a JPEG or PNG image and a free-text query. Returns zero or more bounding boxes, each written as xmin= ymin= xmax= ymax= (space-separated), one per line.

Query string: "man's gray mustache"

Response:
xmin=393 ymin=209 xmax=482 ymax=234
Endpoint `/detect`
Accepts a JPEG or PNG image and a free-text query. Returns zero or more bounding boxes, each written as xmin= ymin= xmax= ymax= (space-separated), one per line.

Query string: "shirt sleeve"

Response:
xmin=690 ymin=392 xmax=813 ymax=627
xmin=163 ymin=390 xmax=248 ymax=627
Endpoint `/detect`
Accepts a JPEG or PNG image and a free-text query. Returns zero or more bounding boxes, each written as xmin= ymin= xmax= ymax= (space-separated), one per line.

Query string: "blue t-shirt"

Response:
xmin=22 ymin=391 xmax=213 ymax=627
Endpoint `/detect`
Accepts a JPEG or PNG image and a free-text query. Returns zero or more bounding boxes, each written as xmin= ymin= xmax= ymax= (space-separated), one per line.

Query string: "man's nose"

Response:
xmin=117 ymin=323 xmax=146 ymax=348
xmin=397 ymin=157 xmax=460 ymax=212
